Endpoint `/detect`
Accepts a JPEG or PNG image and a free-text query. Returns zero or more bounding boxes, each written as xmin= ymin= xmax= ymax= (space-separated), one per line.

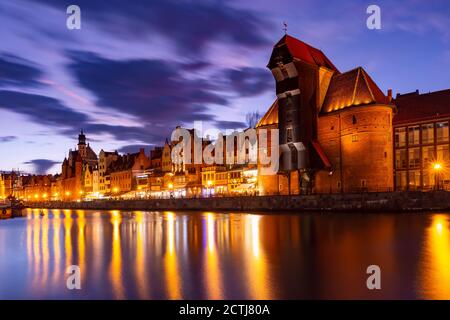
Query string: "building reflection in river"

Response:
xmin=2 ymin=209 xmax=447 ymax=299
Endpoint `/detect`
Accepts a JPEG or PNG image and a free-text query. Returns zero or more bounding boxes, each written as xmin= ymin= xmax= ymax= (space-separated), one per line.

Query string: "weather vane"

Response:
xmin=283 ymin=21 xmax=288 ymax=34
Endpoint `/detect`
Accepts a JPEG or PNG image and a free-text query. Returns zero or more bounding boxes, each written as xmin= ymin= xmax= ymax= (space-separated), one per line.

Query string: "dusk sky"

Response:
xmin=1 ymin=0 xmax=449 ymax=174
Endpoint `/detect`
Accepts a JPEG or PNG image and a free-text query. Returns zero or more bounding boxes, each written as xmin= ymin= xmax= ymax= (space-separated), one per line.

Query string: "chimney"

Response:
xmin=387 ymin=89 xmax=392 ymax=102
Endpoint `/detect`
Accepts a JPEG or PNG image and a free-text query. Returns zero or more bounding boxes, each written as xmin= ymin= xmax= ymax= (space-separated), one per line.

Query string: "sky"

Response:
xmin=0 ymin=0 xmax=449 ymax=175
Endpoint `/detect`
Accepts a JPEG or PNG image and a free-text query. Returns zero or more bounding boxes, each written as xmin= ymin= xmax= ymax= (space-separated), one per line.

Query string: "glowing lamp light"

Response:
xmin=65 ymin=191 xmax=70 ymax=196
xmin=113 ymin=187 xmax=119 ymax=193
xmin=207 ymin=180 xmax=212 ymax=187
xmin=34 ymin=194 xmax=38 ymax=199
xmin=436 ymin=222 xmax=443 ymax=235
xmin=168 ymin=183 xmax=173 ymax=189
xmin=433 ymin=163 xmax=442 ymax=171
xmin=43 ymin=193 xmax=48 ymax=198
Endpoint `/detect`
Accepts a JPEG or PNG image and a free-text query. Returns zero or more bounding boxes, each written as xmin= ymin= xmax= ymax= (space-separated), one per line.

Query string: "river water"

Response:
xmin=0 ymin=209 xmax=449 ymax=299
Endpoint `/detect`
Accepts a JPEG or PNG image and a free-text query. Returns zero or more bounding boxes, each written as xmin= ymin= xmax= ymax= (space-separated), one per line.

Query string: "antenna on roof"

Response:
xmin=283 ymin=21 xmax=288 ymax=35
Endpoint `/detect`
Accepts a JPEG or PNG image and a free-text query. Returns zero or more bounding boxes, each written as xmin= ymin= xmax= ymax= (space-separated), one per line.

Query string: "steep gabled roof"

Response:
xmin=256 ymin=100 xmax=278 ymax=128
xmin=393 ymin=89 xmax=450 ymax=125
xmin=272 ymin=35 xmax=339 ymax=72
xmin=321 ymin=67 xmax=392 ymax=114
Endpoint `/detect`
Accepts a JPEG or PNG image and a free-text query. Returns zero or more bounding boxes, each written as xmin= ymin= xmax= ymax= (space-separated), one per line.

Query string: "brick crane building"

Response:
xmin=257 ymin=34 xmax=395 ymax=195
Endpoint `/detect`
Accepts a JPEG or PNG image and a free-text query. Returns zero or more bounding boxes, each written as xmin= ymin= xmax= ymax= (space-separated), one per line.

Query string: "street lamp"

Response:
xmin=433 ymin=162 xmax=442 ymax=190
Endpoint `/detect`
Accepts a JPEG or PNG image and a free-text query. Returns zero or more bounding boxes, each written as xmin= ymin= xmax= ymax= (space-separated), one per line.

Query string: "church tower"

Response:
xmin=78 ymin=129 xmax=87 ymax=159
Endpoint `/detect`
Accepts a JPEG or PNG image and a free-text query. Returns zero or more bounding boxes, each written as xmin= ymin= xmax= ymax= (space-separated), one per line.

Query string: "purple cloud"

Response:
xmin=0 ymin=53 xmax=43 ymax=87
xmin=34 ymin=0 xmax=273 ymax=54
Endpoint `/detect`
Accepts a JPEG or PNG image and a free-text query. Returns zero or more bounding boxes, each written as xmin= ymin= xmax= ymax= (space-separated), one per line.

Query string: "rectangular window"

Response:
xmin=395 ymin=127 xmax=406 ymax=147
xmin=408 ymin=170 xmax=421 ymax=190
xmin=437 ymin=144 xmax=449 ymax=162
xmin=409 ymin=148 xmax=420 ymax=169
xmin=421 ymin=123 xmax=434 ymax=144
xmin=395 ymin=149 xmax=407 ymax=169
xmin=436 ymin=121 xmax=449 ymax=143
xmin=352 ymin=135 xmax=358 ymax=142
xmin=395 ymin=171 xmax=407 ymax=191
xmin=286 ymin=127 xmax=293 ymax=143
xmin=422 ymin=171 xmax=433 ymax=190
xmin=422 ymin=146 xmax=435 ymax=168
xmin=408 ymin=125 xmax=420 ymax=146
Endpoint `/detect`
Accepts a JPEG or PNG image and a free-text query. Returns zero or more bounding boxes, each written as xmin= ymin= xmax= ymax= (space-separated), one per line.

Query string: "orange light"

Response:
xmin=433 ymin=163 xmax=442 ymax=171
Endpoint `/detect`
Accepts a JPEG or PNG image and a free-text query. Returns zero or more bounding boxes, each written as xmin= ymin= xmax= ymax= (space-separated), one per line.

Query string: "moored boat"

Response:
xmin=0 ymin=198 xmax=25 ymax=219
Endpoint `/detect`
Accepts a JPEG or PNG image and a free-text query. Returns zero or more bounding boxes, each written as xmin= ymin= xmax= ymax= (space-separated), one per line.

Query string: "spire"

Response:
xmin=78 ymin=129 xmax=86 ymax=146
xmin=282 ymin=21 xmax=288 ymax=35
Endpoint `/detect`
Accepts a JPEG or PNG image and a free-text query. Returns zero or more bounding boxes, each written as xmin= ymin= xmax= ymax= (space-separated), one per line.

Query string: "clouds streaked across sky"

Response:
xmin=0 ymin=0 xmax=449 ymax=174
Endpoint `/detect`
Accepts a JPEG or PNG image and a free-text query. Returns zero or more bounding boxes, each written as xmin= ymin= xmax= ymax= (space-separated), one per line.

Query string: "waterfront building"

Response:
xmin=50 ymin=177 xmax=61 ymax=201
xmin=20 ymin=174 xmax=54 ymax=201
xmin=201 ymin=166 xmax=228 ymax=196
xmin=98 ymin=149 xmax=119 ymax=195
xmin=393 ymin=89 xmax=450 ymax=191
xmin=162 ymin=139 xmax=173 ymax=172
xmin=60 ymin=131 xmax=98 ymax=200
xmin=257 ymin=34 xmax=395 ymax=195
xmin=150 ymin=146 xmax=163 ymax=170
xmin=109 ymin=148 xmax=151 ymax=196
xmin=149 ymin=170 xmax=165 ymax=197
xmin=0 ymin=172 xmax=17 ymax=200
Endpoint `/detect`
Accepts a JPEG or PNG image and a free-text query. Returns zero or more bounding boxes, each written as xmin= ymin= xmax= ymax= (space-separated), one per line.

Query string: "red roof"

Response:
xmin=393 ymin=89 xmax=450 ymax=125
xmin=321 ymin=67 xmax=392 ymax=114
xmin=274 ymin=35 xmax=339 ymax=72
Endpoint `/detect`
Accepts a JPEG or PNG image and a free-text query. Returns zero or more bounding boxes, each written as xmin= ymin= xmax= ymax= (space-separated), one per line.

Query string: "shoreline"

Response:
xmin=25 ymin=191 xmax=450 ymax=213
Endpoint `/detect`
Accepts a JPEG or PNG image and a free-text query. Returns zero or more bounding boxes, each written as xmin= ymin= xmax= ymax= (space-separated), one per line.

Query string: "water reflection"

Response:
xmin=418 ymin=214 xmax=450 ymax=299
xmin=110 ymin=210 xmax=124 ymax=299
xmin=0 ymin=209 xmax=449 ymax=299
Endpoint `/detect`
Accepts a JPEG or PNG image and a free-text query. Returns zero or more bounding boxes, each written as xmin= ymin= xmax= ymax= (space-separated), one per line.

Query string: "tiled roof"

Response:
xmin=108 ymin=153 xmax=140 ymax=173
xmin=256 ymin=100 xmax=278 ymax=128
xmin=393 ymin=89 xmax=450 ymax=125
xmin=321 ymin=67 xmax=392 ymax=114
xmin=273 ymin=35 xmax=339 ymax=72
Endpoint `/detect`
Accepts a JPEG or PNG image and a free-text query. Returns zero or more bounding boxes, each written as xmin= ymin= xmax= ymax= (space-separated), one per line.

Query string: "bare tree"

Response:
xmin=246 ymin=110 xmax=262 ymax=128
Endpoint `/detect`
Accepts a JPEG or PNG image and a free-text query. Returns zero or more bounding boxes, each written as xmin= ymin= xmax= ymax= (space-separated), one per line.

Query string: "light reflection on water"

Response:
xmin=0 ymin=209 xmax=449 ymax=299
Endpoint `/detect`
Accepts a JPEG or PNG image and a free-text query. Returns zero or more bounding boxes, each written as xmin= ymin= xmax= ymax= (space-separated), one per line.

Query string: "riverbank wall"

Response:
xmin=26 ymin=191 xmax=450 ymax=212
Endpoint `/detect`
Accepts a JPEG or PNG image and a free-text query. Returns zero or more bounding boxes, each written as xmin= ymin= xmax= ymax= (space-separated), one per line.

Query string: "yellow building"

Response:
xmin=201 ymin=166 xmax=227 ymax=196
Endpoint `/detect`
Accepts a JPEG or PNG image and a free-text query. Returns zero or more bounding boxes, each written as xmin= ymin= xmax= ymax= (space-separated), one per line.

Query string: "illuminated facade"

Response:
xmin=257 ymin=34 xmax=395 ymax=195
xmin=109 ymin=148 xmax=151 ymax=195
xmin=60 ymin=131 xmax=98 ymax=200
xmin=393 ymin=89 xmax=450 ymax=191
